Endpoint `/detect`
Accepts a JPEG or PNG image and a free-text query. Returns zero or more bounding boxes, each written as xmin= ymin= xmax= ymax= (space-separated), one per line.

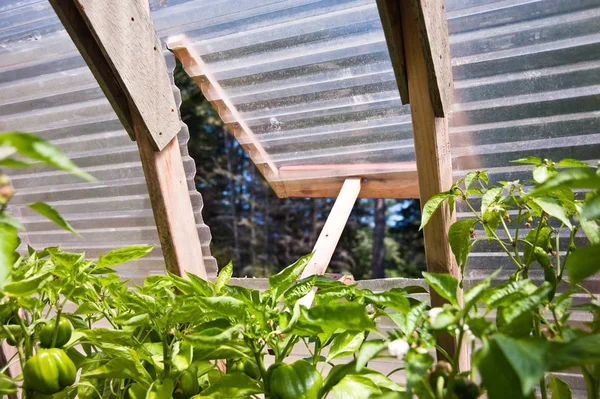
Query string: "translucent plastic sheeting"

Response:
xmin=151 ymin=0 xmax=598 ymax=393
xmin=0 ymin=0 xmax=217 ymax=281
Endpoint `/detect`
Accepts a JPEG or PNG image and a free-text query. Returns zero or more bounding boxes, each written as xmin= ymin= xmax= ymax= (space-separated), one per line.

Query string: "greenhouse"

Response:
xmin=0 ymin=0 xmax=599 ymax=397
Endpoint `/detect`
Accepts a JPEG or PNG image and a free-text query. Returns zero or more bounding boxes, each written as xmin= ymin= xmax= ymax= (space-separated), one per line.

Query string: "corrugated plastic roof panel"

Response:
xmin=160 ymin=0 xmax=417 ymax=198
xmin=0 ymin=0 xmax=218 ymax=281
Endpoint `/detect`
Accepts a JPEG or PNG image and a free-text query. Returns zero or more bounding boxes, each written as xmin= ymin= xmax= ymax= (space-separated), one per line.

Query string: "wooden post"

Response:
xmin=300 ymin=178 xmax=362 ymax=279
xmin=400 ymin=1 xmax=468 ymax=369
xmin=50 ymin=0 xmax=208 ymax=278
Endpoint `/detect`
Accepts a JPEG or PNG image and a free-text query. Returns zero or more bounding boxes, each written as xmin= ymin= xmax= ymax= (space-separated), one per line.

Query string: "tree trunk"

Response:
xmin=225 ymin=134 xmax=241 ymax=273
xmin=371 ymin=199 xmax=386 ymax=278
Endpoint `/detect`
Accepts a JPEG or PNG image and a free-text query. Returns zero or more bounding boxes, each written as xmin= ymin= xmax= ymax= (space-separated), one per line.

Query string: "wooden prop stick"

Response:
xmin=300 ymin=178 xmax=362 ymax=279
xmin=401 ymin=1 xmax=467 ymax=368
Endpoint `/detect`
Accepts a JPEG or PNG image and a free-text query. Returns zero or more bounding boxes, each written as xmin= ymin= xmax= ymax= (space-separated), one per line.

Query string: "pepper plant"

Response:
xmin=360 ymin=157 xmax=600 ymax=399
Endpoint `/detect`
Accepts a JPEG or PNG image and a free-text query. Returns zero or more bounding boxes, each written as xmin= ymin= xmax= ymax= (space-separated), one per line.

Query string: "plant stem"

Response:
xmin=583 ymin=367 xmax=600 ymax=399
xmin=558 ymin=226 xmax=578 ymax=283
xmin=463 ymin=199 xmax=522 ymax=268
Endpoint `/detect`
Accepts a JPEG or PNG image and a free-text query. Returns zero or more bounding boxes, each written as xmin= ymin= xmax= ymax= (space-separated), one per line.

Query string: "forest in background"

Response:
xmin=175 ymin=65 xmax=426 ymax=279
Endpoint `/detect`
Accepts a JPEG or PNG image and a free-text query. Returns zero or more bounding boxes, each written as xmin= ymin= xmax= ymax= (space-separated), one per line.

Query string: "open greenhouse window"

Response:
xmin=174 ymin=63 xmax=425 ymax=279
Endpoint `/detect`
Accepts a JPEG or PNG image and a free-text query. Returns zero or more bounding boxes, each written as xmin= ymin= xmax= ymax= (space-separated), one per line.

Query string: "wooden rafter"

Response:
xmin=50 ymin=0 xmax=207 ymax=278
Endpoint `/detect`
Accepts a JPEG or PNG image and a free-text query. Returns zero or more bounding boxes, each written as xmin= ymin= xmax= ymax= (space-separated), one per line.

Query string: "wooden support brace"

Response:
xmin=400 ymin=1 xmax=468 ymax=369
xmin=300 ymin=178 xmax=362 ymax=279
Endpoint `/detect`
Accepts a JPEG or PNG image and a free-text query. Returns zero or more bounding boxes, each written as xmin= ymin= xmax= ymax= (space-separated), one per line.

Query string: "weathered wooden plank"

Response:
xmin=52 ymin=0 xmax=181 ymax=150
xmin=407 ymin=0 xmax=454 ymax=117
xmin=401 ymin=0 xmax=467 ymax=369
xmin=49 ymin=0 xmax=134 ymax=137
xmin=376 ymin=0 xmax=409 ymax=104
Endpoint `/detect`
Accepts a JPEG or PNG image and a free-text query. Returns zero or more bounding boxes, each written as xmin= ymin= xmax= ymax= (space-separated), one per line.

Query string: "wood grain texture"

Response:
xmin=300 ymin=178 xmax=362 ymax=279
xmin=73 ymin=0 xmax=180 ymax=150
xmin=134 ymin=117 xmax=208 ymax=279
xmin=49 ymin=0 xmax=134 ymax=137
xmin=407 ymin=0 xmax=454 ymax=117
xmin=401 ymin=0 xmax=468 ymax=369
xmin=376 ymin=0 xmax=409 ymax=104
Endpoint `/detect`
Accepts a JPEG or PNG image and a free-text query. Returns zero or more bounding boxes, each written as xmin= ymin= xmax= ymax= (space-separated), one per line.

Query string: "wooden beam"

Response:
xmin=376 ymin=0 xmax=409 ymax=104
xmin=376 ymin=0 xmax=454 ymax=117
xmin=300 ymin=178 xmax=362 ymax=279
xmin=49 ymin=0 xmax=180 ymax=150
xmin=401 ymin=0 xmax=467 ymax=369
xmin=168 ymin=39 xmax=279 ymax=178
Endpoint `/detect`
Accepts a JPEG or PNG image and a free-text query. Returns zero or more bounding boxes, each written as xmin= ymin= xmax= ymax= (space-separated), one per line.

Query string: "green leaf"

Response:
xmin=302 ymin=302 xmax=375 ymax=332
xmin=327 ymin=332 xmax=365 ymax=362
xmin=476 ymin=338 xmax=533 ymax=399
xmin=420 ymin=191 xmax=453 ymax=230
xmin=3 ymin=272 xmax=50 ymax=296
xmin=422 ymin=272 xmax=458 ymax=305
xmin=147 ymin=378 xmax=174 ymax=399
xmin=355 ymin=340 xmax=387 ymax=371
xmin=528 ymin=168 xmax=600 ymax=197
xmin=448 ymin=219 xmax=477 ymax=273
xmin=96 ymin=245 xmax=154 ymax=269
xmin=464 ymin=172 xmax=478 ymax=189
xmin=501 ymin=282 xmax=551 ymax=326
xmin=269 ymin=253 xmax=311 ymax=301
xmin=214 ymin=261 xmax=233 ymax=294
xmin=494 ymin=335 xmax=549 ymax=396
xmin=405 ymin=351 xmax=434 ymax=395
xmin=580 ymin=217 xmax=600 ymax=245
xmin=185 ymin=272 xmax=213 ymax=296
xmin=0 ymin=158 xmax=32 ymax=168
xmin=533 ymin=165 xmax=551 ymax=183
xmin=199 ymin=372 xmax=262 ymax=398
xmin=0 ymin=223 xmax=19 ymax=285
xmin=28 ymin=202 xmax=79 ymax=235
xmin=523 ymin=227 xmax=551 ymax=267
xmin=549 ymin=375 xmax=572 ymax=399
xmin=0 ymin=374 xmax=17 ymax=395
xmin=0 ymin=132 xmax=94 ymax=180
xmin=361 ymin=290 xmax=410 ymax=314
xmin=185 ymin=325 xmax=242 ymax=347
xmin=581 ymin=195 xmax=600 ymax=221
xmin=512 ymin=157 xmax=542 ymax=166
xmin=464 ymin=269 xmax=500 ymax=306
xmin=548 ymin=334 xmax=600 ymax=371
xmin=557 ymin=159 xmax=592 ymax=168
xmin=284 ymin=275 xmax=316 ymax=309
xmin=198 ymin=296 xmax=247 ymax=320
xmin=531 ymin=197 xmax=572 ymax=229
xmin=84 ymin=356 xmax=151 ymax=384
xmin=332 ymin=375 xmax=382 ymax=398
xmin=0 ymin=212 xmax=23 ymax=230
xmin=567 ymin=244 xmax=600 ymax=284
xmin=481 ymin=187 xmax=503 ymax=214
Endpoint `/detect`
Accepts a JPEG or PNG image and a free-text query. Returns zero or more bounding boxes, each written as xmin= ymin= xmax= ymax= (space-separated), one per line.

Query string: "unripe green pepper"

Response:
xmin=229 ymin=358 xmax=261 ymax=380
xmin=174 ymin=367 xmax=200 ymax=399
xmin=453 ymin=376 xmax=480 ymax=399
xmin=39 ymin=318 xmax=72 ymax=348
xmin=268 ymin=360 xmax=322 ymax=399
xmin=23 ymin=348 xmax=77 ymax=394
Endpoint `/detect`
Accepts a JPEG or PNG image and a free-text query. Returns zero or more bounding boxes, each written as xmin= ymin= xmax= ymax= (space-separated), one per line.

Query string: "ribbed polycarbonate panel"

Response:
xmin=150 ymin=0 xmax=598 ymax=393
xmin=0 ymin=0 xmax=217 ymax=281
xmin=447 ymin=1 xmax=600 ymax=395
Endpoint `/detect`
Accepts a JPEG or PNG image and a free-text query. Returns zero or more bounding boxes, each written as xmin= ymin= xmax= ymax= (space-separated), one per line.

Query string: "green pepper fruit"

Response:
xmin=268 ymin=360 xmax=322 ymax=399
xmin=453 ymin=377 xmax=480 ymax=399
xmin=23 ymin=348 xmax=77 ymax=394
xmin=174 ymin=367 xmax=200 ymax=399
xmin=229 ymin=359 xmax=261 ymax=380
xmin=39 ymin=318 xmax=72 ymax=348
